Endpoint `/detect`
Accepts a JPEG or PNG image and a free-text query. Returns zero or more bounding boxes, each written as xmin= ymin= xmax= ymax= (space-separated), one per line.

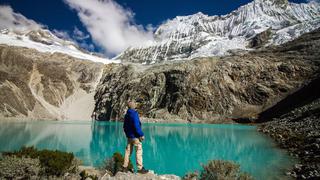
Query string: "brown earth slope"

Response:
xmin=0 ymin=45 xmax=103 ymax=120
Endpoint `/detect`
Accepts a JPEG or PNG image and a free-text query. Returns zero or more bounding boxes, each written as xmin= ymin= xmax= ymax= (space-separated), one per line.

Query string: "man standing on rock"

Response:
xmin=122 ymin=100 xmax=149 ymax=174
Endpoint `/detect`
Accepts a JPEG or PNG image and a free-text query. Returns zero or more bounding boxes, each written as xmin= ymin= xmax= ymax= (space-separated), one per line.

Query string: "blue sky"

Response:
xmin=0 ymin=0 xmax=310 ymax=57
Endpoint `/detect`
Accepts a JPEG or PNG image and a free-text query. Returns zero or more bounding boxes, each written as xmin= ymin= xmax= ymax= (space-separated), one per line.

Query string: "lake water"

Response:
xmin=0 ymin=120 xmax=296 ymax=179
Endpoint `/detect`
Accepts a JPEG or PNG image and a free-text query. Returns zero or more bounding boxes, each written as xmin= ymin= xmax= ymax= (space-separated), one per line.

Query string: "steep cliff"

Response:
xmin=0 ymin=45 xmax=104 ymax=120
xmin=117 ymin=0 xmax=320 ymax=64
xmin=94 ymin=29 xmax=320 ymax=122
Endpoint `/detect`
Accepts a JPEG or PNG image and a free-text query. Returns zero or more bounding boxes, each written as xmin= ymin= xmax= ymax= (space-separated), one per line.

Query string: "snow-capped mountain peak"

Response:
xmin=254 ymin=0 xmax=289 ymax=7
xmin=117 ymin=0 xmax=320 ymax=64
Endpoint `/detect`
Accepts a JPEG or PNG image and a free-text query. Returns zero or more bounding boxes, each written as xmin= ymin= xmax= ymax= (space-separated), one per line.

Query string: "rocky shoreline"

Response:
xmin=258 ymin=98 xmax=320 ymax=179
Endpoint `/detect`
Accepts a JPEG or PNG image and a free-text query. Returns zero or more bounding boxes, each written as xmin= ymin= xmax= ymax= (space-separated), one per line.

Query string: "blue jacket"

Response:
xmin=123 ymin=108 xmax=144 ymax=138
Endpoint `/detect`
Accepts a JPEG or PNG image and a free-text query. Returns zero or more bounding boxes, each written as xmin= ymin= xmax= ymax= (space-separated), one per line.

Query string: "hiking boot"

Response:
xmin=137 ymin=167 xmax=149 ymax=174
xmin=120 ymin=166 xmax=134 ymax=173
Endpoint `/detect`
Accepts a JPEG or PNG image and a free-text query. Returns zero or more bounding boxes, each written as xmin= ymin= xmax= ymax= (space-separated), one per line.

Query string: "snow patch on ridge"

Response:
xmin=0 ymin=29 xmax=119 ymax=64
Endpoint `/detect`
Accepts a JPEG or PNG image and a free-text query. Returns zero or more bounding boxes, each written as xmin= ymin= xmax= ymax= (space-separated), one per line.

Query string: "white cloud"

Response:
xmin=64 ymin=0 xmax=154 ymax=56
xmin=0 ymin=5 xmax=42 ymax=31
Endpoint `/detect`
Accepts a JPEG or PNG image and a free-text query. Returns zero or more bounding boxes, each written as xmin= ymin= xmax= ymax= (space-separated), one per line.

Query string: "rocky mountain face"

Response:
xmin=93 ymin=28 xmax=320 ymax=122
xmin=117 ymin=0 xmax=320 ymax=64
xmin=0 ymin=44 xmax=104 ymax=120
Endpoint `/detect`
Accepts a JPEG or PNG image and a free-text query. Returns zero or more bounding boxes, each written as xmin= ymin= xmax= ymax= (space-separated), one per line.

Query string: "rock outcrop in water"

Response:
xmin=94 ymin=29 xmax=320 ymax=122
xmin=0 ymin=45 xmax=104 ymax=120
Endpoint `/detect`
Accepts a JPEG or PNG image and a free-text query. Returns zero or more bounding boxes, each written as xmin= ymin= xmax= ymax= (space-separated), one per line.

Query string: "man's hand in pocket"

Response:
xmin=139 ymin=136 xmax=145 ymax=142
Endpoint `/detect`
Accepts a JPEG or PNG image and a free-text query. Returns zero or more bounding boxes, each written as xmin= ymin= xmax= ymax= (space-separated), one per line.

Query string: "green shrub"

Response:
xmin=103 ymin=152 xmax=133 ymax=176
xmin=199 ymin=160 xmax=254 ymax=180
xmin=3 ymin=146 xmax=77 ymax=176
xmin=0 ymin=156 xmax=42 ymax=179
xmin=38 ymin=149 xmax=75 ymax=176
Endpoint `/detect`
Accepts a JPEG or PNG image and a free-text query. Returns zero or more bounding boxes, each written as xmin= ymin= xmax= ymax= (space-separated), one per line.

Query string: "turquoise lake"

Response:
xmin=0 ymin=120 xmax=296 ymax=179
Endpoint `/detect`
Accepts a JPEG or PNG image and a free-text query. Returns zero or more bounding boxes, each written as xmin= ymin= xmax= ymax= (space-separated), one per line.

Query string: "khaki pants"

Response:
xmin=123 ymin=138 xmax=143 ymax=170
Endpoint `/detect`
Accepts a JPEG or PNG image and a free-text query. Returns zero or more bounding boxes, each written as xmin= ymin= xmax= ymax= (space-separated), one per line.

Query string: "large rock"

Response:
xmin=0 ymin=45 xmax=103 ymax=120
xmin=76 ymin=166 xmax=180 ymax=180
xmin=102 ymin=171 xmax=180 ymax=180
xmin=94 ymin=29 xmax=320 ymax=122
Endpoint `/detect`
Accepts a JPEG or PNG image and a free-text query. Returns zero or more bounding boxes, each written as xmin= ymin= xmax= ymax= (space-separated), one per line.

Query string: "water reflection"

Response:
xmin=0 ymin=121 xmax=295 ymax=179
xmin=89 ymin=121 xmax=126 ymax=166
